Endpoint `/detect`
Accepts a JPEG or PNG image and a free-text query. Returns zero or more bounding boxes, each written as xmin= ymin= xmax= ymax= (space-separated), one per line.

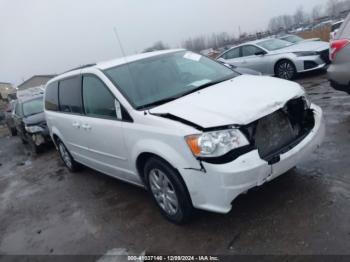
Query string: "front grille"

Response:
xmin=255 ymin=111 xmax=298 ymax=158
xmin=242 ymin=98 xmax=315 ymax=162
xmin=319 ymin=49 xmax=330 ymax=64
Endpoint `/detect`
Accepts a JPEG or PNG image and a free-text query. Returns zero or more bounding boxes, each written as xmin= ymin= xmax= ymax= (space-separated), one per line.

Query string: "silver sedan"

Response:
xmin=217 ymin=38 xmax=330 ymax=80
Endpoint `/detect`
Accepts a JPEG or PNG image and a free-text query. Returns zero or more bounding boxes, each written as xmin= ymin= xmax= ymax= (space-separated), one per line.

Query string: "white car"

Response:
xmin=45 ymin=49 xmax=325 ymax=224
xmin=217 ymin=38 xmax=330 ymax=80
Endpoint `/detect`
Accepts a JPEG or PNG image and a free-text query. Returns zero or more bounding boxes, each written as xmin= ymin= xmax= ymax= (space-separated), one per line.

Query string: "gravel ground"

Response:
xmin=0 ymin=72 xmax=349 ymax=256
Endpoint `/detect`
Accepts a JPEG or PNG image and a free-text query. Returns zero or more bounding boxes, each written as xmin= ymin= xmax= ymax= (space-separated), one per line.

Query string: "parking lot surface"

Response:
xmin=0 ymin=73 xmax=349 ymax=255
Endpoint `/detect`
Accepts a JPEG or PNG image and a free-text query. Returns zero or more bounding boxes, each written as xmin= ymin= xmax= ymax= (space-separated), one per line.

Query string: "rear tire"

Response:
xmin=275 ymin=60 xmax=296 ymax=80
xmin=144 ymin=157 xmax=193 ymax=224
xmin=57 ymin=139 xmax=81 ymax=172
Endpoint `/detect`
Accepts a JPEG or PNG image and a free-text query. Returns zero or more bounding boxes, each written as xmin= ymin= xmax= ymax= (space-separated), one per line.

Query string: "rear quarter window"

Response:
xmin=338 ymin=15 xmax=350 ymax=38
xmin=222 ymin=48 xmax=240 ymax=59
xmin=45 ymin=82 xmax=59 ymax=111
xmin=58 ymin=76 xmax=83 ymax=114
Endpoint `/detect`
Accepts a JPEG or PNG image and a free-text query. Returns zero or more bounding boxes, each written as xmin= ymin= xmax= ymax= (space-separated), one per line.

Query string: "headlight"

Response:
xmin=302 ymin=95 xmax=311 ymax=109
xmin=25 ymin=125 xmax=44 ymax=133
xmin=293 ymin=51 xmax=318 ymax=57
xmin=185 ymin=128 xmax=249 ymax=158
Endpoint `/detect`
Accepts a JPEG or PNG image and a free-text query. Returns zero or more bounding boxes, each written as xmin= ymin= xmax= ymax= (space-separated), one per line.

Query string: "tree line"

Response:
xmin=268 ymin=0 xmax=350 ymax=32
xmin=143 ymin=0 xmax=350 ymax=53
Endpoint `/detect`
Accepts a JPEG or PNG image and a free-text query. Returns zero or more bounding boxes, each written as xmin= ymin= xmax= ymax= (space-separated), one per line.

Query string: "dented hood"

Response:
xmin=149 ymin=75 xmax=305 ymax=128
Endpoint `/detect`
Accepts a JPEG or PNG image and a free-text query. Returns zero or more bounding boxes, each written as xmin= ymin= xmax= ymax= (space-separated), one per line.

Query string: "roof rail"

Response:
xmin=63 ymin=63 xmax=96 ymax=74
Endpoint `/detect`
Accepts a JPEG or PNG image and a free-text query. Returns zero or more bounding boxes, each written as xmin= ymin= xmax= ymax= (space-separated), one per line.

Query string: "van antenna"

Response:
xmin=113 ymin=27 xmax=128 ymax=61
xmin=112 ymin=27 xmax=140 ymax=111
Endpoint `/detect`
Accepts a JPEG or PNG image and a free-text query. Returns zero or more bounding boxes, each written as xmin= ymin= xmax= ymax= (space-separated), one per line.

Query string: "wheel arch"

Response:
xmin=135 ymin=151 xmax=194 ymax=207
xmin=136 ymin=152 xmax=186 ymax=185
xmin=50 ymin=126 xmax=65 ymax=148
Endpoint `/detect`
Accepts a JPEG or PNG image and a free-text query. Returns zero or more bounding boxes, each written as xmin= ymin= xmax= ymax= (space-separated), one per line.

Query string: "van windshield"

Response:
xmin=104 ymin=51 xmax=238 ymax=109
xmin=22 ymin=97 xmax=44 ymax=117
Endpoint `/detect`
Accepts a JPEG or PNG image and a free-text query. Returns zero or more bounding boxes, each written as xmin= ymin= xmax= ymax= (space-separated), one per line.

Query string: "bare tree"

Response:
xmin=143 ymin=41 xmax=169 ymax=53
xmin=268 ymin=16 xmax=285 ymax=32
xmin=312 ymin=5 xmax=322 ymax=21
xmin=293 ymin=6 xmax=306 ymax=26
xmin=326 ymin=0 xmax=341 ymax=17
xmin=282 ymin=15 xmax=294 ymax=29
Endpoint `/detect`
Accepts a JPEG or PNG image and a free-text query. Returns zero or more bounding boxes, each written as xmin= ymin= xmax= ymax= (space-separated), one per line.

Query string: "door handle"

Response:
xmin=72 ymin=122 xmax=80 ymax=129
xmin=81 ymin=124 xmax=92 ymax=131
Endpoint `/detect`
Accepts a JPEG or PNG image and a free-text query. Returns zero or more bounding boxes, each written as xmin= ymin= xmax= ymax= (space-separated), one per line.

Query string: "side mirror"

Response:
xmin=114 ymin=99 xmax=122 ymax=120
xmin=255 ymin=51 xmax=266 ymax=56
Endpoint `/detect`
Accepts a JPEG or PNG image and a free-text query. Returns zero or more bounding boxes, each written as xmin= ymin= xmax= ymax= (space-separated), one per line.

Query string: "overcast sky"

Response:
xmin=0 ymin=0 xmax=329 ymax=85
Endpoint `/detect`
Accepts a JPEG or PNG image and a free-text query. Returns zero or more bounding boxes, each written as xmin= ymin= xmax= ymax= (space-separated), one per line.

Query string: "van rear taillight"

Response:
xmin=330 ymin=39 xmax=350 ymax=61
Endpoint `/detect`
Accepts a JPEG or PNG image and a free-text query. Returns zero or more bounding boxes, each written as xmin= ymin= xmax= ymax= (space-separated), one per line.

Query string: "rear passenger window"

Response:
xmin=45 ymin=82 xmax=59 ymax=111
xmin=242 ymin=45 xmax=262 ymax=57
xmin=82 ymin=75 xmax=117 ymax=119
xmin=338 ymin=16 xmax=350 ymax=38
xmin=59 ymin=76 xmax=83 ymax=114
xmin=222 ymin=48 xmax=240 ymax=59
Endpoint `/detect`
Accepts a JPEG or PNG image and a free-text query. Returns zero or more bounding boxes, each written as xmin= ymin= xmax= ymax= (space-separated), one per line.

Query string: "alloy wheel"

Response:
xmin=59 ymin=143 xmax=72 ymax=169
xmin=149 ymin=168 xmax=179 ymax=215
xmin=277 ymin=61 xmax=295 ymax=80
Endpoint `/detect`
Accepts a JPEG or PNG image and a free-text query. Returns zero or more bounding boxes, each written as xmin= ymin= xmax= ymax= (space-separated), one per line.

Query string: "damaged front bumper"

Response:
xmin=180 ymin=104 xmax=325 ymax=214
xmin=28 ymin=129 xmax=51 ymax=147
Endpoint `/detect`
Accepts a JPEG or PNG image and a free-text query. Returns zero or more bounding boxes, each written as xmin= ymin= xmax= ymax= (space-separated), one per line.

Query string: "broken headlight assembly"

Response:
xmin=302 ymin=95 xmax=311 ymax=109
xmin=185 ymin=128 xmax=249 ymax=158
xmin=25 ymin=125 xmax=44 ymax=133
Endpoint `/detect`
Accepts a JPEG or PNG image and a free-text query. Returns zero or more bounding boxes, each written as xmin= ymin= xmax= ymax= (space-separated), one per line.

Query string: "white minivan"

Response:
xmin=45 ymin=49 xmax=325 ymax=224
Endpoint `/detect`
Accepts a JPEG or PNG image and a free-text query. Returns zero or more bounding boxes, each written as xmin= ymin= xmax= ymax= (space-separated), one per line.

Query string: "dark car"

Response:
xmin=13 ymin=95 xmax=51 ymax=153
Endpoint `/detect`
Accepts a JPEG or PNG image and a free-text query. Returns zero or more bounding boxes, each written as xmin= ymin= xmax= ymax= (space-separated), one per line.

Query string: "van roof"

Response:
xmin=49 ymin=49 xmax=185 ymax=84
xmin=96 ymin=49 xmax=185 ymax=70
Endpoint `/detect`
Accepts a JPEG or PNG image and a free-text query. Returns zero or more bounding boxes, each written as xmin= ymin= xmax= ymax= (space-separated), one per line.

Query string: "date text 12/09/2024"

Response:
xmin=127 ymin=255 xmax=220 ymax=261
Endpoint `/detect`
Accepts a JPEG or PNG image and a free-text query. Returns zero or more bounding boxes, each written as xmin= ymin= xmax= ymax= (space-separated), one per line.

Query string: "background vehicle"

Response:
xmin=45 ymin=49 xmax=324 ymax=224
xmin=0 ymin=82 xmax=16 ymax=101
xmin=217 ymin=38 xmax=329 ymax=80
xmin=13 ymin=95 xmax=50 ymax=153
xmin=328 ymin=14 xmax=350 ymax=94
xmin=5 ymin=100 xmax=17 ymax=136
xmin=278 ymin=35 xmax=320 ymax=44
xmin=330 ymin=20 xmax=344 ymax=41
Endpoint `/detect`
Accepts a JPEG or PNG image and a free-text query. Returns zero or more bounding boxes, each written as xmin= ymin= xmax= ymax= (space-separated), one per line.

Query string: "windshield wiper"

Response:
xmin=137 ymin=74 xmax=235 ymax=110
xmin=137 ymin=96 xmax=181 ymax=110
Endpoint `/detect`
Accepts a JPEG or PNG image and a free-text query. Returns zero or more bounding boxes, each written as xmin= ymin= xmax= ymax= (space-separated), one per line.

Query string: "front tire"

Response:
xmin=57 ymin=139 xmax=81 ymax=172
xmin=275 ymin=60 xmax=296 ymax=80
xmin=144 ymin=157 xmax=193 ymax=224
